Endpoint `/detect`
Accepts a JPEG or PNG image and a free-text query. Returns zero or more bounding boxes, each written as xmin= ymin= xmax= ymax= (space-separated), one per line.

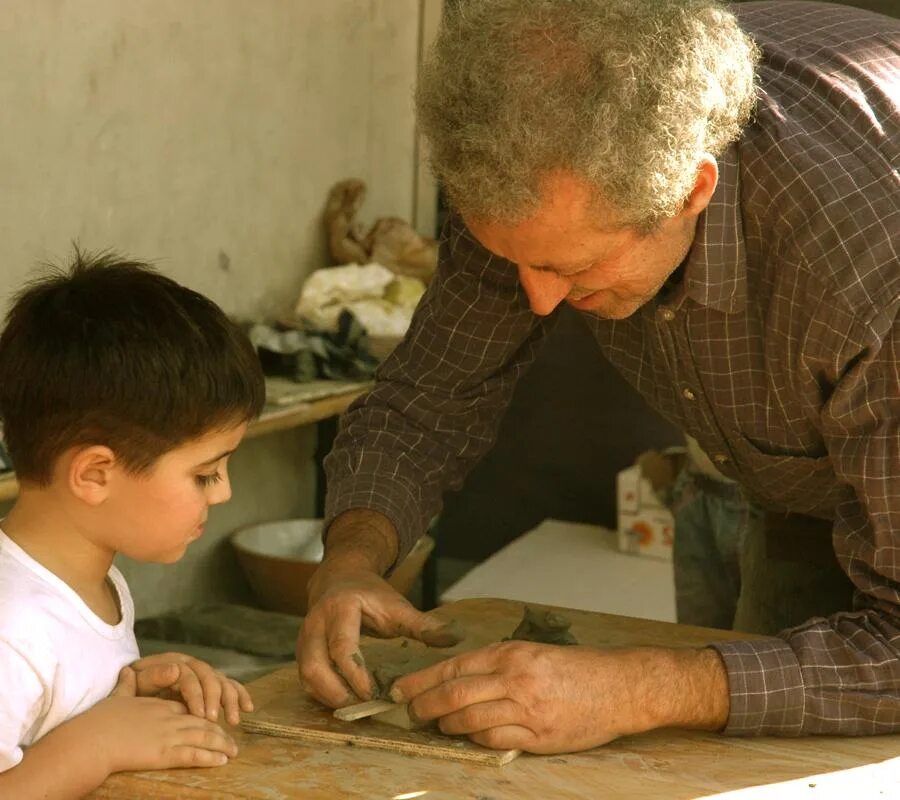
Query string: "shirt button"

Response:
xmin=682 ymin=388 xmax=696 ymax=401
xmin=712 ymin=454 xmax=730 ymax=465
xmin=660 ymin=307 xmax=675 ymax=322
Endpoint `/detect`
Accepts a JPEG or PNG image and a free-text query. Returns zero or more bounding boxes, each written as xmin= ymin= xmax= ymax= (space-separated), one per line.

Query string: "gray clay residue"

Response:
xmin=506 ymin=605 xmax=578 ymax=646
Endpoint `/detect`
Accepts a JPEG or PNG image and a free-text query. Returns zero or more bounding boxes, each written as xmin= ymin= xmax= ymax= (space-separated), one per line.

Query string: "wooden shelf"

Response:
xmin=0 ymin=381 xmax=370 ymax=505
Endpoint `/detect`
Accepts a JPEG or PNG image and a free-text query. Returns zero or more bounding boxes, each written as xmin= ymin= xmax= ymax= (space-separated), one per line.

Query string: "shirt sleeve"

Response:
xmin=0 ymin=640 xmax=49 ymax=772
xmin=324 ymin=213 xmax=550 ymax=563
xmin=713 ymin=306 xmax=900 ymax=736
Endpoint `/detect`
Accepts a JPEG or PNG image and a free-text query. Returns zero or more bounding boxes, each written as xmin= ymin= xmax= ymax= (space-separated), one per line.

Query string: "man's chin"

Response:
xmin=566 ymin=292 xmax=645 ymax=320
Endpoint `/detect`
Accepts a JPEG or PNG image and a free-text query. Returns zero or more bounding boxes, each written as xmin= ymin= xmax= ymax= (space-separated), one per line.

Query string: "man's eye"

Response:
xmin=196 ymin=472 xmax=222 ymax=488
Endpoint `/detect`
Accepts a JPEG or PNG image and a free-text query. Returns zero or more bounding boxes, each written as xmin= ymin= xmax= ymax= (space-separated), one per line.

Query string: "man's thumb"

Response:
xmin=418 ymin=617 xmax=465 ymax=648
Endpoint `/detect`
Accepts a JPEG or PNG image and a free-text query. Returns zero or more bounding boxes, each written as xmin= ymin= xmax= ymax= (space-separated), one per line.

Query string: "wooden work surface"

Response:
xmin=89 ymin=597 xmax=900 ymax=799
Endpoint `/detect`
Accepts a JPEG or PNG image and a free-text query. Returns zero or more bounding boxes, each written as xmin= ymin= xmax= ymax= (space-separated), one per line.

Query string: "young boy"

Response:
xmin=0 ymin=250 xmax=267 ymax=797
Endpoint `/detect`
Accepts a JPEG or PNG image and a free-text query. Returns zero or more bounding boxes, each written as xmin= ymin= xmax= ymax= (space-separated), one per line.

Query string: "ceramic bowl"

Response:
xmin=231 ymin=518 xmax=433 ymax=615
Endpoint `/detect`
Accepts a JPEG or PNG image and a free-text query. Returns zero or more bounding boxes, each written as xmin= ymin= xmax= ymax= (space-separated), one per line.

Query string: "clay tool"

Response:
xmin=334 ymin=699 xmax=426 ymax=730
xmin=333 ymin=699 xmax=396 ymax=721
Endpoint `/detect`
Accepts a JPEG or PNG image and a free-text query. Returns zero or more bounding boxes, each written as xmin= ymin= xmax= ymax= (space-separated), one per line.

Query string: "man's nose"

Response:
xmin=517 ymin=264 xmax=570 ymax=316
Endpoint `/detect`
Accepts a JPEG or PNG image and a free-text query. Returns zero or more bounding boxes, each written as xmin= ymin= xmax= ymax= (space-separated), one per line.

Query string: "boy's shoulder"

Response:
xmin=0 ymin=538 xmax=74 ymax=656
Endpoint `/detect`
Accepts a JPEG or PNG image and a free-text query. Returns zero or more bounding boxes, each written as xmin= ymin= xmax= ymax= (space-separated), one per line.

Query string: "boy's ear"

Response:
xmin=67 ymin=445 xmax=117 ymax=505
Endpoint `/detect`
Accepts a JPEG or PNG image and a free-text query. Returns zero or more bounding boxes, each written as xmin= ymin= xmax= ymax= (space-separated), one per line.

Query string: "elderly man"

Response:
xmin=297 ymin=0 xmax=899 ymax=753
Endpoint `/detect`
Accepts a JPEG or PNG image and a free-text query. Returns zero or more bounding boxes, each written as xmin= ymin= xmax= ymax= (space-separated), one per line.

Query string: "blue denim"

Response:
xmin=672 ymin=469 xmax=855 ymax=634
xmin=671 ymin=469 xmax=763 ymax=630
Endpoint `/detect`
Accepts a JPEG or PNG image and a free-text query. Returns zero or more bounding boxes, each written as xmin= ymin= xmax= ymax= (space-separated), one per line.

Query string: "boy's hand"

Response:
xmin=78 ymin=671 xmax=239 ymax=773
xmin=125 ymin=653 xmax=254 ymax=726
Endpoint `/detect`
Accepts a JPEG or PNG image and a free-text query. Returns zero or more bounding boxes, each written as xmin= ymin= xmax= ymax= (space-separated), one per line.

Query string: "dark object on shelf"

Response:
xmin=250 ymin=310 xmax=378 ymax=383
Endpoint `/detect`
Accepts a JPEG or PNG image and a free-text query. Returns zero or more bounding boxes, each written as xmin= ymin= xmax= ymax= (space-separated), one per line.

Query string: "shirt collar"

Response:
xmin=680 ymin=144 xmax=748 ymax=314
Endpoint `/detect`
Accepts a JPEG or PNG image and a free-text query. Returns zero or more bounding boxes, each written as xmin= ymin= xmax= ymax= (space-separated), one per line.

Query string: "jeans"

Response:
xmin=672 ymin=469 xmax=855 ymax=635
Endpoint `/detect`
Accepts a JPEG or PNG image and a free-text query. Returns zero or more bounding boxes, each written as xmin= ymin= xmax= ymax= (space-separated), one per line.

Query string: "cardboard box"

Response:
xmin=616 ymin=463 xmax=675 ymax=561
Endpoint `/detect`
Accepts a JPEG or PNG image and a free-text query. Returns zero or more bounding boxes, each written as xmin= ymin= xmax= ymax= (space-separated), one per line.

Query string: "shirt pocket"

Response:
xmin=732 ymin=436 xmax=853 ymax=519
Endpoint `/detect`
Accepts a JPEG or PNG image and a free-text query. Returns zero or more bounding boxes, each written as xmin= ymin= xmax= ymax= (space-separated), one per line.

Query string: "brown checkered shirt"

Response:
xmin=326 ymin=1 xmax=900 ymax=735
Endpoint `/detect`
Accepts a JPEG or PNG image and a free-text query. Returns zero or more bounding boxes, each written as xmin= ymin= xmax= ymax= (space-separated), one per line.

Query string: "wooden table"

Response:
xmin=89 ymin=598 xmax=900 ymax=799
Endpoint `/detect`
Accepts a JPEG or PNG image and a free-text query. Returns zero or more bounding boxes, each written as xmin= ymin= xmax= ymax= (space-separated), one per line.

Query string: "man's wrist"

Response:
xmin=629 ymin=646 xmax=730 ymax=734
xmin=320 ymin=509 xmax=400 ymax=576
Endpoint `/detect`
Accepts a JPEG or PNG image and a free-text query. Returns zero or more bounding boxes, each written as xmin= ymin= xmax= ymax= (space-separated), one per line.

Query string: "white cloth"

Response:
xmin=684 ymin=435 xmax=735 ymax=484
xmin=0 ymin=529 xmax=139 ymax=772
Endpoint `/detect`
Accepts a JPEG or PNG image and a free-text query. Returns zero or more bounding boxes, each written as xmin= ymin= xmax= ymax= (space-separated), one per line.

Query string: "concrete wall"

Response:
xmin=0 ymin=1 xmax=426 ymax=617
xmin=0 ymin=0 xmax=422 ymax=320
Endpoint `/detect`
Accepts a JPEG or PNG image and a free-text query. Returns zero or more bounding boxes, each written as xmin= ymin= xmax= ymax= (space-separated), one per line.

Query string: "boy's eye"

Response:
xmin=196 ymin=472 xmax=222 ymax=488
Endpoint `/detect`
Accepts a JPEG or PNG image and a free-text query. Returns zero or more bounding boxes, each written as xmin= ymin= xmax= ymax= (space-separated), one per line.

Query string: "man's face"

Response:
xmin=465 ymin=172 xmax=700 ymax=320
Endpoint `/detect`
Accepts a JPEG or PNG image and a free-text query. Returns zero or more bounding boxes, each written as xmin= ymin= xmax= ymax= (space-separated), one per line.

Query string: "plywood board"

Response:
xmin=242 ymin=639 xmax=520 ymax=767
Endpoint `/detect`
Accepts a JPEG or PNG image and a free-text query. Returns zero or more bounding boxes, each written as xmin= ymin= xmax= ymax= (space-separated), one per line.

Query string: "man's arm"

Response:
xmin=323 ymin=213 xmax=549 ymax=567
xmin=714 ymin=314 xmax=900 ymax=736
xmin=297 ymin=215 xmax=549 ymax=706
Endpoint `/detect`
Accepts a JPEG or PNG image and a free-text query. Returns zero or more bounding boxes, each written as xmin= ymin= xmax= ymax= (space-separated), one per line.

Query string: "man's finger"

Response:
xmin=418 ymin=619 xmax=465 ymax=648
xmin=437 ymin=698 xmax=523 ymax=735
xmin=298 ymin=615 xmax=357 ymax=708
xmin=408 ymin=675 xmax=510 ymax=722
xmin=468 ymin=723 xmax=537 ymax=752
xmin=390 ymin=646 xmax=501 ymax=703
xmin=325 ymin=604 xmax=374 ymax=701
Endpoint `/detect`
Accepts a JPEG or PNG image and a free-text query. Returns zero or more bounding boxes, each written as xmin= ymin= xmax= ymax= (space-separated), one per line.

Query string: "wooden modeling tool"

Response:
xmin=334 ymin=699 xmax=425 ymax=730
xmin=333 ymin=699 xmax=396 ymax=721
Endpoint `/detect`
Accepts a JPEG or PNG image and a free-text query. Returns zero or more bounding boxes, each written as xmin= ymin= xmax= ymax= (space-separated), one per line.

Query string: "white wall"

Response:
xmin=0 ymin=0 xmax=429 ymax=616
xmin=0 ymin=0 xmax=422 ymax=319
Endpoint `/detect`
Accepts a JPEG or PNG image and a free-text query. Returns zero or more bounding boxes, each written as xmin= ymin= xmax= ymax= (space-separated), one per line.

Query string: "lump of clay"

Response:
xmin=506 ymin=605 xmax=578 ymax=646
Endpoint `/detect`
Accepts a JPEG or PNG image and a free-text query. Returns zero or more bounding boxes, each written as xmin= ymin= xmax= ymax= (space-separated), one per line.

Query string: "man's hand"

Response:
xmin=297 ymin=563 xmax=461 ymax=707
xmin=389 ymin=642 xmax=730 ymax=754
xmin=297 ymin=509 xmax=462 ymax=708
xmin=125 ymin=653 xmax=254 ymax=726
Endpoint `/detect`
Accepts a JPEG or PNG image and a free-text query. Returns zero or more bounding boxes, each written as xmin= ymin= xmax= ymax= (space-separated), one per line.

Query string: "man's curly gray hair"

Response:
xmin=416 ymin=0 xmax=760 ymax=229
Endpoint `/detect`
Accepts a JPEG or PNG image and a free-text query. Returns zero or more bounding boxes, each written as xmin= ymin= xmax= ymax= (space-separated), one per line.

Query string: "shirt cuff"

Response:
xmin=324 ymin=474 xmax=424 ymax=575
xmin=710 ymin=636 xmax=806 ymax=736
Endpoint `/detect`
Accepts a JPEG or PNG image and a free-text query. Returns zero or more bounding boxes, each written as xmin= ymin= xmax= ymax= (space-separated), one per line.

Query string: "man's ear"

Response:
xmin=67 ymin=445 xmax=117 ymax=505
xmin=681 ymin=154 xmax=719 ymax=218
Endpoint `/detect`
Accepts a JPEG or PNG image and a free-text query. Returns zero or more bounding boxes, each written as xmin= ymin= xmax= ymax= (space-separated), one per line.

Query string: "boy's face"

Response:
xmin=103 ymin=421 xmax=249 ymax=563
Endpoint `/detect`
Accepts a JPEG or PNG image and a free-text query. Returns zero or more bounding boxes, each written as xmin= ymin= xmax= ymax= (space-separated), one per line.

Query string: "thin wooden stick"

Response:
xmin=333 ymin=699 xmax=396 ymax=721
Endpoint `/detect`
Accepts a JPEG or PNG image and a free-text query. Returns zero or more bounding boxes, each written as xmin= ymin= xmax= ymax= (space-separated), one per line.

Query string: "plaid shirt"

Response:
xmin=326 ymin=1 xmax=900 ymax=736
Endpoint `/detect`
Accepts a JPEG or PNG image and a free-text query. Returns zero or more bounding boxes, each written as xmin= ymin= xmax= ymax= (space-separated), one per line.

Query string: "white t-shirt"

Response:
xmin=0 ymin=528 xmax=140 ymax=772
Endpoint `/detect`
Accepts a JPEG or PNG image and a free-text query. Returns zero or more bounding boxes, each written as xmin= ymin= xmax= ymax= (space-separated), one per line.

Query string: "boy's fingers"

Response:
xmin=219 ymin=679 xmax=241 ymax=726
xmin=170 ymin=747 xmax=230 ymax=769
xmin=134 ymin=662 xmax=180 ymax=695
xmin=111 ymin=666 xmax=137 ymax=696
xmin=191 ymin=665 xmax=224 ymax=722
xmin=236 ymin=682 xmax=254 ymax=712
xmin=174 ymin=667 xmax=206 ymax=718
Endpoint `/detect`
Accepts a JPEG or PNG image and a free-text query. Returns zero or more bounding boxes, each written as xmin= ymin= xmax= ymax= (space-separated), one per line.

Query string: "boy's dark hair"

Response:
xmin=0 ymin=249 xmax=266 ymax=484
